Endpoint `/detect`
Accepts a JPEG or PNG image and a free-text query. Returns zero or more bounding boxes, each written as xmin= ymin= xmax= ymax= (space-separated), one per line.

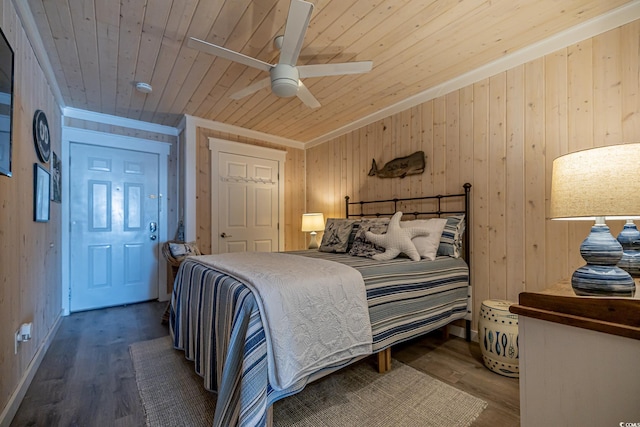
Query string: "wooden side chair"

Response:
xmin=160 ymin=241 xmax=202 ymax=324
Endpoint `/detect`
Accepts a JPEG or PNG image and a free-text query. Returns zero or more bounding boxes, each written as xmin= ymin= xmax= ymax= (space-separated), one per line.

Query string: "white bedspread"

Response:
xmin=192 ymin=252 xmax=373 ymax=390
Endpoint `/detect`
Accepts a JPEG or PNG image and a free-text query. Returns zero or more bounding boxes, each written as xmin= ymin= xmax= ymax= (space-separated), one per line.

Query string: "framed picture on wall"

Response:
xmin=34 ymin=163 xmax=50 ymax=222
xmin=51 ymin=151 xmax=61 ymax=202
xmin=0 ymin=26 xmax=15 ymax=177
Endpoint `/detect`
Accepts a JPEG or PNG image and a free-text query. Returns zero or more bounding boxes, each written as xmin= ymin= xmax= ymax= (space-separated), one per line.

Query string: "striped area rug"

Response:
xmin=130 ymin=336 xmax=487 ymax=427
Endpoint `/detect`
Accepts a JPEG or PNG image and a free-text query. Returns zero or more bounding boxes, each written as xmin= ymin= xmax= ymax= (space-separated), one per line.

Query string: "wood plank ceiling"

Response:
xmin=26 ymin=0 xmax=633 ymax=142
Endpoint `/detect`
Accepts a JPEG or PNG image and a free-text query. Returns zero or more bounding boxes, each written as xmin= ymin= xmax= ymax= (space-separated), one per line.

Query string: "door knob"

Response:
xmin=220 ymin=232 xmax=233 ymax=238
xmin=150 ymin=235 xmax=157 ymax=240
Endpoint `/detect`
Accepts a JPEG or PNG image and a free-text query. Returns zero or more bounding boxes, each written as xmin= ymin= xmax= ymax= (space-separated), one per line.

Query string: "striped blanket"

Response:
xmin=170 ymin=250 xmax=469 ymax=427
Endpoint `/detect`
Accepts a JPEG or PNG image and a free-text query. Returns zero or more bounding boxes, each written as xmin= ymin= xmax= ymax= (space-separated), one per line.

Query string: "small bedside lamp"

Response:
xmin=550 ymin=143 xmax=640 ymax=296
xmin=301 ymin=213 xmax=325 ymax=249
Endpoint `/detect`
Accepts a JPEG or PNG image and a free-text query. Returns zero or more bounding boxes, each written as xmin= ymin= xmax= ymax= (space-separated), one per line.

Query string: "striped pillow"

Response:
xmin=437 ymin=215 xmax=465 ymax=258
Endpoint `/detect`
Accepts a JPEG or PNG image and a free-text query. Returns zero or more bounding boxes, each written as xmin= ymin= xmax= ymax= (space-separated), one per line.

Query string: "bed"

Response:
xmin=170 ymin=183 xmax=472 ymax=427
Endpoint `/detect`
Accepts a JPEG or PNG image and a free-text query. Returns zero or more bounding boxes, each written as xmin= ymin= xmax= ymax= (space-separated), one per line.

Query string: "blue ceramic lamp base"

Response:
xmin=571 ymin=223 xmax=636 ymax=297
xmin=617 ymin=220 xmax=640 ymax=277
xmin=571 ymin=265 xmax=635 ymax=296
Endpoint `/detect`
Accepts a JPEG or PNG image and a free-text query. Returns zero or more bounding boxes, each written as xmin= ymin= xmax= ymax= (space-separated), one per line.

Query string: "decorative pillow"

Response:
xmin=346 ymin=220 xmax=362 ymax=252
xmin=319 ymin=219 xmax=359 ymax=253
xmin=365 ymin=212 xmax=428 ymax=261
xmin=437 ymin=215 xmax=466 ymax=258
xmin=168 ymin=242 xmax=199 ymax=258
xmin=348 ymin=218 xmax=389 ymax=258
xmin=400 ymin=218 xmax=447 ymax=261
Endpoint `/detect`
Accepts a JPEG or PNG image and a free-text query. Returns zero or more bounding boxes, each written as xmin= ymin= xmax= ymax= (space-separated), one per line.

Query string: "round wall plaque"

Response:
xmin=33 ymin=109 xmax=50 ymax=163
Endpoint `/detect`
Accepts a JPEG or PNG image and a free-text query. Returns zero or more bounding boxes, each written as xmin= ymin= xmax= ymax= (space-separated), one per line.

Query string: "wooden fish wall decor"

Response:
xmin=368 ymin=151 xmax=426 ymax=178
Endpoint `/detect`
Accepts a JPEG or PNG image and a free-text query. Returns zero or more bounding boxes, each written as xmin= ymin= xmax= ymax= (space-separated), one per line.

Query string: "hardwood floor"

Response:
xmin=11 ymin=302 xmax=519 ymax=426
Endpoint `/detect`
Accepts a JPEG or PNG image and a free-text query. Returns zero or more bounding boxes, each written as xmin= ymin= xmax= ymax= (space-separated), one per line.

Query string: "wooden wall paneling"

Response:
xmin=0 ymin=0 xmax=62 ymax=415
xmin=348 ymin=131 xmax=358 ymax=205
xmin=196 ymin=128 xmax=212 ymax=253
xmin=420 ymin=100 xmax=435 ymax=199
xmin=566 ymin=39 xmax=595 ymax=273
xmin=543 ymin=50 xmax=570 ymax=287
xmin=340 ymin=136 xmax=348 ymax=215
xmin=593 ymin=27 xmax=623 ymax=147
xmin=367 ymin=121 xmax=381 ymax=205
xmin=302 ymin=20 xmax=640 ymax=331
xmin=432 ymin=97 xmax=446 ymax=193
xmin=459 ymin=86 xmax=474 ymax=204
xmin=378 ymin=117 xmax=392 ymax=201
xmin=408 ymin=105 xmax=422 ymax=203
xmin=488 ymin=73 xmax=508 ymax=300
xmin=328 ymin=138 xmax=337 ymax=217
xmin=523 ymin=58 xmax=547 ymax=292
xmin=338 ymin=136 xmax=347 ymax=218
xmin=307 ymin=140 xmax=323 ymax=212
xmin=446 ymin=92 xmax=461 ymax=214
xmin=472 ymin=79 xmax=490 ymax=309
xmin=506 ymin=65 xmax=527 ymax=302
xmin=398 ymin=109 xmax=411 ymax=202
xmin=621 ymin=21 xmax=640 ymax=141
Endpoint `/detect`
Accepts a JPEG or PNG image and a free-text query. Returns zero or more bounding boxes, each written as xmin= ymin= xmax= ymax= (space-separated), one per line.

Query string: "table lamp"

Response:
xmin=301 ymin=213 xmax=325 ymax=249
xmin=550 ymin=143 xmax=640 ymax=297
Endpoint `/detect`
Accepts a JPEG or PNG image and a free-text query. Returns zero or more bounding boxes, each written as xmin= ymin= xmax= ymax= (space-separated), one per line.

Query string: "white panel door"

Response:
xmin=218 ymin=152 xmax=279 ymax=253
xmin=69 ymin=143 xmax=160 ymax=311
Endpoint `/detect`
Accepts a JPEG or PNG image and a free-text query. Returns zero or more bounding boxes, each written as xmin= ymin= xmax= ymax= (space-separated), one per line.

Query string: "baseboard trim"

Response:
xmin=0 ymin=310 xmax=63 ymax=427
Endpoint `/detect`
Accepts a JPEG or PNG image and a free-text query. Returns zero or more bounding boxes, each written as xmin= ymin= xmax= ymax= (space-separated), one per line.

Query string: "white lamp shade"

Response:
xmin=550 ymin=143 xmax=640 ymax=221
xmin=301 ymin=213 xmax=325 ymax=232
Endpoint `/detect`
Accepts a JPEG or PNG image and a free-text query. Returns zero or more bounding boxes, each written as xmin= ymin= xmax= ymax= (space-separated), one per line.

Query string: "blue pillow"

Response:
xmin=437 ymin=215 xmax=465 ymax=258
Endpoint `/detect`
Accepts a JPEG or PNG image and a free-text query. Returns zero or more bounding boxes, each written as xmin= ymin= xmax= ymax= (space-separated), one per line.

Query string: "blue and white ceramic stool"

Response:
xmin=479 ymin=300 xmax=519 ymax=378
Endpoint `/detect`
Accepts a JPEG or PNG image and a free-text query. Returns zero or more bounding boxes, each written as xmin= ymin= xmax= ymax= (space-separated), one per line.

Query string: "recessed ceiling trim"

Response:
xmin=305 ymin=0 xmax=640 ymax=149
xmin=63 ymin=107 xmax=179 ymax=136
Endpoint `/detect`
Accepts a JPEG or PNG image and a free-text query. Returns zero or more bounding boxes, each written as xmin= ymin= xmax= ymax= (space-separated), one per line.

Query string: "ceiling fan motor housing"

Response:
xmin=270 ymin=64 xmax=300 ymax=98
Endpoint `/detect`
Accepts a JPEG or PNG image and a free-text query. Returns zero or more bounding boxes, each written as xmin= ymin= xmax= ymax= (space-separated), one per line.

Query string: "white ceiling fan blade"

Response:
xmin=188 ymin=37 xmax=272 ymax=72
xmin=279 ymin=0 xmax=314 ymax=66
xmin=230 ymin=77 xmax=272 ymax=100
xmin=296 ymin=81 xmax=321 ymax=109
xmin=298 ymin=61 xmax=373 ymax=78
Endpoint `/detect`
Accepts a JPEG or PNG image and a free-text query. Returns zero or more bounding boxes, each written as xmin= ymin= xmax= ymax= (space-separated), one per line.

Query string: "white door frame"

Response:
xmin=209 ymin=138 xmax=286 ymax=254
xmin=61 ymin=127 xmax=171 ymax=315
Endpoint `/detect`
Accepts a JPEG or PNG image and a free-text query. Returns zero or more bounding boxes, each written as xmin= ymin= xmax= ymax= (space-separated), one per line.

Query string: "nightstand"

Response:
xmin=510 ymin=278 xmax=640 ymax=427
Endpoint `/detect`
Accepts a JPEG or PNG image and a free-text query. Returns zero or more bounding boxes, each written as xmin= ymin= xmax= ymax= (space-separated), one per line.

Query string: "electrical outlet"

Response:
xmin=14 ymin=322 xmax=32 ymax=354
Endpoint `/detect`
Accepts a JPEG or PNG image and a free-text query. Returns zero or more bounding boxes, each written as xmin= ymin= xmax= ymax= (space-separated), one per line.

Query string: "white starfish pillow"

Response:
xmin=365 ymin=212 xmax=428 ymax=261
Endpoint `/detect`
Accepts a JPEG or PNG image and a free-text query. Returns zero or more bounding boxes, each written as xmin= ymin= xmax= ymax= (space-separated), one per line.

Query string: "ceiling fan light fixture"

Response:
xmin=270 ymin=64 xmax=299 ymax=98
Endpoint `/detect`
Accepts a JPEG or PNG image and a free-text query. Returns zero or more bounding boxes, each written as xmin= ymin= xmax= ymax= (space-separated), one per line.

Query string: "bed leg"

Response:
xmin=266 ymin=405 xmax=273 ymax=427
xmin=465 ymin=319 xmax=471 ymax=342
xmin=442 ymin=325 xmax=450 ymax=339
xmin=377 ymin=348 xmax=391 ymax=373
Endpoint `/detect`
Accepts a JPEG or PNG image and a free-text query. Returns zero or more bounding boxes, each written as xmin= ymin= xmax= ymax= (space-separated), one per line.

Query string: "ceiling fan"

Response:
xmin=187 ymin=0 xmax=373 ymax=109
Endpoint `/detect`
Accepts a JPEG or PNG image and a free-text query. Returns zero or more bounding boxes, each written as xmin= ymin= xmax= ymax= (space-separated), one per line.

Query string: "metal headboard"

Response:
xmin=345 ymin=183 xmax=472 ymax=339
xmin=345 ymin=183 xmax=472 ymax=264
